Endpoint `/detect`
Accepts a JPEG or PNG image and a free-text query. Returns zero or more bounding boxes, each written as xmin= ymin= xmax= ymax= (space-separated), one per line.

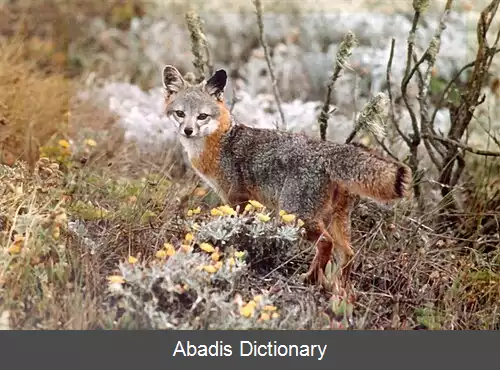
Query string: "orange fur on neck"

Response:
xmin=190 ymin=101 xmax=231 ymax=178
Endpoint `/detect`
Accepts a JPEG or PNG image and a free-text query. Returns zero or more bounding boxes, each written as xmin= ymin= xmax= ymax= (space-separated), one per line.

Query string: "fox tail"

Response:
xmin=328 ymin=143 xmax=412 ymax=202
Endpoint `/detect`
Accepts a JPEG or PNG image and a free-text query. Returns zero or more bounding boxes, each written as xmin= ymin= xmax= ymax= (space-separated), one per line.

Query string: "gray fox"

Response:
xmin=162 ymin=65 xmax=412 ymax=289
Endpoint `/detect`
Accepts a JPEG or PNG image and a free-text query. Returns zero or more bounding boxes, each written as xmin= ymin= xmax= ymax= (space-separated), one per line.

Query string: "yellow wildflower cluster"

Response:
xmin=156 ymin=242 xmax=177 ymax=260
xmin=279 ymin=209 xmax=304 ymax=228
xmin=197 ymin=242 xmax=224 ymax=273
xmin=84 ymin=138 xmax=97 ymax=147
xmin=257 ymin=212 xmax=271 ymax=222
xmin=243 ymin=200 xmax=266 ymax=216
xmin=210 ymin=204 xmax=237 ymax=217
xmin=239 ymin=294 xmax=280 ymax=320
xmin=199 ymin=242 xmax=215 ymax=253
xmin=194 ymin=243 xmax=247 ymax=275
xmin=107 ymin=275 xmax=125 ymax=284
xmin=7 ymin=235 xmax=25 ymax=255
xmin=39 ymin=139 xmax=72 ymax=167
xmin=186 ymin=206 xmax=201 ymax=217
xmin=58 ymin=139 xmax=70 ymax=149
xmin=185 ymin=233 xmax=194 ymax=243
xmin=183 ymin=200 xmax=304 ymax=230
xmin=107 ymin=274 xmax=125 ymax=293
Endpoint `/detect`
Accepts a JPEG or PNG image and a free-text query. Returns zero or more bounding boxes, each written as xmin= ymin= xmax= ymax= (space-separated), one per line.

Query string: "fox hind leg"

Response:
xmin=329 ymin=190 xmax=356 ymax=287
xmin=300 ymin=221 xmax=334 ymax=288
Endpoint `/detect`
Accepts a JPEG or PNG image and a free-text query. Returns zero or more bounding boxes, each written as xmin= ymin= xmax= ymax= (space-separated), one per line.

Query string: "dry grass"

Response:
xmin=0 ymin=38 xmax=72 ymax=169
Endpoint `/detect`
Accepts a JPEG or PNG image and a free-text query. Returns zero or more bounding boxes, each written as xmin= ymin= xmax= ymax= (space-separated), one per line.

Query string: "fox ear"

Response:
xmin=162 ymin=65 xmax=186 ymax=96
xmin=204 ymin=69 xmax=227 ymax=100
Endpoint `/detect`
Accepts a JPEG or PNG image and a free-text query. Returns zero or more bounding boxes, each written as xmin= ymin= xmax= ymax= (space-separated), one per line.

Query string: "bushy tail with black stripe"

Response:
xmin=327 ymin=143 xmax=412 ymax=201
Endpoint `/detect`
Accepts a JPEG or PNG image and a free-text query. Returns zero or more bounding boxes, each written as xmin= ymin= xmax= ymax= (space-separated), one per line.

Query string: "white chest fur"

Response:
xmin=179 ymin=136 xmax=227 ymax=202
xmin=179 ymin=136 xmax=204 ymax=162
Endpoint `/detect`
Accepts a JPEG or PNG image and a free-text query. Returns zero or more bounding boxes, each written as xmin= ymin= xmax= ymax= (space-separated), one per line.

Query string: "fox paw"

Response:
xmin=300 ymin=268 xmax=331 ymax=291
xmin=301 ymin=265 xmax=351 ymax=294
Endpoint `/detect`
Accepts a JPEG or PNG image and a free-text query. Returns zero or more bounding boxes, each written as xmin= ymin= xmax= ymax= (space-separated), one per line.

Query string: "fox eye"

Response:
xmin=174 ymin=110 xmax=185 ymax=118
xmin=197 ymin=113 xmax=209 ymax=120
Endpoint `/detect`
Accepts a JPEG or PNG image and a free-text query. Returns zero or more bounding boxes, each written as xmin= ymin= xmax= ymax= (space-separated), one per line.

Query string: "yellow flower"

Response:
xmin=227 ymin=257 xmax=235 ymax=266
xmin=58 ymin=139 xmax=70 ymax=148
xmin=253 ymin=295 xmax=263 ymax=303
xmin=180 ymin=244 xmax=192 ymax=253
xmin=248 ymin=200 xmax=264 ymax=209
xmin=256 ymin=213 xmax=270 ymax=222
xmin=156 ymin=250 xmax=167 ymax=259
xmin=211 ymin=250 xmax=221 ymax=262
xmin=263 ymin=305 xmax=277 ymax=312
xmin=8 ymin=236 xmax=24 ymax=254
xmin=210 ymin=208 xmax=223 ymax=217
xmin=184 ymin=233 xmax=194 ymax=243
xmin=214 ymin=261 xmax=223 ymax=270
xmin=240 ymin=303 xmax=256 ymax=318
xmin=281 ymin=213 xmax=296 ymax=223
xmin=84 ymin=138 xmax=97 ymax=147
xmin=164 ymin=243 xmax=176 ymax=256
xmin=199 ymin=243 xmax=215 ymax=253
xmin=279 ymin=209 xmax=287 ymax=216
xmin=297 ymin=219 xmax=305 ymax=227
xmin=107 ymin=275 xmax=125 ymax=284
xmin=128 ymin=255 xmax=138 ymax=264
xmin=7 ymin=243 xmax=22 ymax=255
xmin=260 ymin=312 xmax=271 ymax=321
xmin=244 ymin=204 xmax=254 ymax=212
xmin=218 ymin=205 xmax=236 ymax=216
xmin=203 ymin=265 xmax=217 ymax=273
xmin=52 ymin=225 xmax=60 ymax=240
xmin=186 ymin=207 xmax=201 ymax=217
xmin=271 ymin=312 xmax=280 ymax=319
xmin=234 ymin=251 xmax=245 ymax=259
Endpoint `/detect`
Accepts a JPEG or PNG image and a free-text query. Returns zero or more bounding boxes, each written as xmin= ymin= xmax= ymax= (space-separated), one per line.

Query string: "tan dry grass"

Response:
xmin=0 ymin=38 xmax=73 ymax=169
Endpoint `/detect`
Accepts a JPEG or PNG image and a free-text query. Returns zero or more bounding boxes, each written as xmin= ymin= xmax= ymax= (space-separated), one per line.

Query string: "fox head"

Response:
xmin=162 ymin=65 xmax=229 ymax=139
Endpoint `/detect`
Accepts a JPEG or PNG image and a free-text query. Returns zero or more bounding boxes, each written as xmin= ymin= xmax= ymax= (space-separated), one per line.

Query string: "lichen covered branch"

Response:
xmin=318 ymin=31 xmax=358 ymax=141
xmin=345 ymin=93 xmax=388 ymax=144
xmin=186 ymin=9 xmax=213 ymax=81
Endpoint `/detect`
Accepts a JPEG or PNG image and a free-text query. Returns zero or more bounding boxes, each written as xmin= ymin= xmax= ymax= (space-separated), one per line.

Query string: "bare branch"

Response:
xmin=253 ymin=0 xmax=286 ymax=131
xmin=430 ymin=61 xmax=474 ymax=128
xmin=439 ymin=0 xmax=500 ymax=198
xmin=372 ymin=136 xmax=400 ymax=161
xmin=386 ymin=38 xmax=411 ymax=145
xmin=418 ymin=0 xmax=455 ymax=171
xmin=473 ymin=110 xmax=500 ymax=149
xmin=424 ymin=134 xmax=500 ymax=157
xmin=400 ymin=5 xmax=423 ymax=208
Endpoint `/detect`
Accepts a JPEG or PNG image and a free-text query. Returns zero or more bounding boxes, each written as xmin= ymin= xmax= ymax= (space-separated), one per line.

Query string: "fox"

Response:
xmin=161 ymin=65 xmax=412 ymax=289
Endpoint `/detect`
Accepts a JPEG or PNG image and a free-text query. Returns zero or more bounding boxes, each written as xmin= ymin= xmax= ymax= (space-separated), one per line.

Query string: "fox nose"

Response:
xmin=184 ymin=127 xmax=193 ymax=137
